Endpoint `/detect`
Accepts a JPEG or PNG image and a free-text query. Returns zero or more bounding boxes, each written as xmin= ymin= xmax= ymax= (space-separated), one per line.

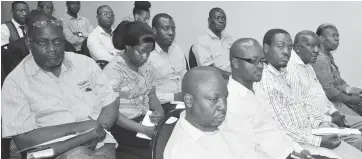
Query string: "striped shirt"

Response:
xmin=1 ymin=52 xmax=117 ymax=147
xmin=286 ymin=51 xmax=337 ymax=121
xmin=254 ymin=63 xmax=327 ymax=147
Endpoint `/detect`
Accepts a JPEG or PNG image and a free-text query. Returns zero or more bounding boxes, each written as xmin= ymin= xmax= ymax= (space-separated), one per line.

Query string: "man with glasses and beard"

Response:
xmin=2 ymin=11 xmax=119 ymax=159
xmin=88 ymin=5 xmax=119 ymax=62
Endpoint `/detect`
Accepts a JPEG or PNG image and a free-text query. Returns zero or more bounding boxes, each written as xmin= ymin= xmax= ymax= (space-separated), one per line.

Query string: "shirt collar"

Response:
xmin=154 ymin=43 xmax=175 ymax=54
xmin=65 ymin=13 xmax=82 ymax=20
xmin=265 ymin=63 xmax=288 ymax=78
xmin=95 ymin=25 xmax=115 ymax=36
xmin=179 ymin=111 xmax=218 ymax=142
xmin=205 ymin=28 xmax=229 ymax=40
xmin=228 ymin=76 xmax=253 ymax=97
xmin=11 ymin=18 xmax=22 ymax=27
xmin=290 ymin=50 xmax=307 ymax=67
xmin=25 ymin=52 xmax=72 ymax=76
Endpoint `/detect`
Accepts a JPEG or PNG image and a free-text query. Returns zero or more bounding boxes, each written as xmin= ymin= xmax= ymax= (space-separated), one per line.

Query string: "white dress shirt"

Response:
xmin=164 ymin=111 xmax=234 ymax=159
xmin=1 ymin=19 xmax=24 ymax=46
xmin=254 ymin=64 xmax=328 ymax=147
xmin=148 ymin=43 xmax=187 ymax=104
xmin=287 ymin=51 xmax=337 ymax=120
xmin=88 ymin=26 xmax=119 ymax=61
xmin=220 ymin=77 xmax=303 ymax=159
xmin=1 ymin=52 xmax=118 ymax=147
xmin=194 ymin=28 xmax=233 ymax=72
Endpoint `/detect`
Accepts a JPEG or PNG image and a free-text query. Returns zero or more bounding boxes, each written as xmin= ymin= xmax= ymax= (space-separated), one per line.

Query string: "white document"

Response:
xmin=19 ymin=128 xmax=94 ymax=153
xmin=312 ymin=128 xmax=361 ymax=136
xmin=136 ymin=110 xmax=180 ymax=140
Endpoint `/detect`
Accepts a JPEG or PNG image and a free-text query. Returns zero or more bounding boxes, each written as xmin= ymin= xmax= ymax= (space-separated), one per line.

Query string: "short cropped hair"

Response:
xmin=151 ymin=13 xmax=173 ymax=28
xmin=316 ymin=23 xmax=337 ymax=36
xmin=112 ymin=21 xmax=155 ymax=50
xmin=263 ymin=29 xmax=290 ymax=45
xmin=12 ymin=1 xmax=28 ymax=10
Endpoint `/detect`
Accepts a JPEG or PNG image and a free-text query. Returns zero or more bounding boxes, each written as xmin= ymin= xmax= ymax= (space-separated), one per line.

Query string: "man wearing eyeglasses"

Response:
xmin=88 ymin=5 xmax=118 ymax=62
xmin=219 ymin=38 xmax=328 ymax=159
xmin=37 ymin=1 xmax=54 ymax=16
xmin=1 ymin=1 xmax=29 ymax=46
xmin=2 ymin=11 xmax=119 ymax=159
xmin=61 ymin=1 xmax=93 ymax=53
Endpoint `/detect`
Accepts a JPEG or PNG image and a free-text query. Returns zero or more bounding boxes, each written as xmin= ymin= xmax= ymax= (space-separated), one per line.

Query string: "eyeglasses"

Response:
xmin=39 ymin=5 xmax=55 ymax=11
xmin=33 ymin=20 xmax=63 ymax=27
xmin=15 ymin=9 xmax=29 ymax=13
xmin=234 ymin=57 xmax=267 ymax=65
xmin=98 ymin=12 xmax=115 ymax=16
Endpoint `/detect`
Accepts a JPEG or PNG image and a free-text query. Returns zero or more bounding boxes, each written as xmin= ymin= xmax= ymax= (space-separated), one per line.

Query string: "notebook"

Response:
xmin=312 ymin=128 xmax=361 ymax=136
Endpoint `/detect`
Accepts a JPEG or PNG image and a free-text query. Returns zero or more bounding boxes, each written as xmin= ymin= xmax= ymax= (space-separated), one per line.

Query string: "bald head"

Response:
xmin=230 ymin=38 xmax=262 ymax=61
xmin=182 ymin=66 xmax=225 ymax=98
xmin=294 ymin=30 xmax=319 ymax=45
xmin=182 ymin=66 xmax=228 ymax=130
xmin=97 ymin=5 xmax=111 ymax=14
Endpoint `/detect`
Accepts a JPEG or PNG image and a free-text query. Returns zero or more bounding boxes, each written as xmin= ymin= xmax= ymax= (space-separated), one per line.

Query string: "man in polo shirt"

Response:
xmin=1 ymin=1 xmax=29 ymax=46
xmin=164 ymin=66 xmax=233 ymax=159
xmin=61 ymin=1 xmax=93 ymax=52
xmin=193 ymin=7 xmax=233 ymax=79
xmin=148 ymin=13 xmax=187 ymax=113
xmin=2 ymin=12 xmax=118 ymax=159
xmin=88 ymin=5 xmax=118 ymax=62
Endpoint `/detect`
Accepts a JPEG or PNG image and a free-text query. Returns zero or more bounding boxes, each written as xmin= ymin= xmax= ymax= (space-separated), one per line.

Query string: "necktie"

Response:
xmin=19 ymin=25 xmax=26 ymax=36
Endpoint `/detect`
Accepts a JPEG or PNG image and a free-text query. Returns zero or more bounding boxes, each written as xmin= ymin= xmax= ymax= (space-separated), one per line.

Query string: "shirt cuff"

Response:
xmin=311 ymin=119 xmax=324 ymax=129
xmin=311 ymin=135 xmax=322 ymax=147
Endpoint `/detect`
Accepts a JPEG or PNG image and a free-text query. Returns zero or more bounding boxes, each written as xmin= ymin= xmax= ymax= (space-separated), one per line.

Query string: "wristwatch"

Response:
xmin=78 ymin=32 xmax=83 ymax=37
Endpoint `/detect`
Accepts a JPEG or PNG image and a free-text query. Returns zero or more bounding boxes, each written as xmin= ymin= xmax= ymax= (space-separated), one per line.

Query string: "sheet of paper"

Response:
xmin=27 ymin=148 xmax=54 ymax=159
xmin=136 ymin=110 xmax=154 ymax=140
xmin=312 ymin=128 xmax=361 ymax=136
xmin=19 ymin=128 xmax=94 ymax=153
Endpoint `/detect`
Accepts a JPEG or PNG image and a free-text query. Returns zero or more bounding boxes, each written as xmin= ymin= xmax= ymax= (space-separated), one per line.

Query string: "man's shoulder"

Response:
xmin=65 ymin=52 xmax=96 ymax=64
xmin=3 ymin=55 xmax=31 ymax=85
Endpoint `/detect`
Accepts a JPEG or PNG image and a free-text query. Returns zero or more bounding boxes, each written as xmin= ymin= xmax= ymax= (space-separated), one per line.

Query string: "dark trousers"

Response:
xmin=161 ymin=103 xmax=176 ymax=114
xmin=111 ymin=116 xmax=151 ymax=159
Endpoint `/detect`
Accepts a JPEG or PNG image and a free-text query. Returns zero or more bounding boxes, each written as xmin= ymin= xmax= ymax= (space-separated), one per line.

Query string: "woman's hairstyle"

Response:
xmin=112 ymin=21 xmax=155 ymax=51
xmin=133 ymin=1 xmax=151 ymax=15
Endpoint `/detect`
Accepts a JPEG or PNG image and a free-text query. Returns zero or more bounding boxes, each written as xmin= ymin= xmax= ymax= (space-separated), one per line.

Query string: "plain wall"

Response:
xmin=2 ymin=1 xmax=361 ymax=86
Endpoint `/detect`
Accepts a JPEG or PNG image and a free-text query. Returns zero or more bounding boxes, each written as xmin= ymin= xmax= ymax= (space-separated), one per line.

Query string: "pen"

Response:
xmin=87 ymin=116 xmax=115 ymax=139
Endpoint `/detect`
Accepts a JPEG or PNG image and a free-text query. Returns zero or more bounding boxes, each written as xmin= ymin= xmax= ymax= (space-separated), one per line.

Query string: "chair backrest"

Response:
xmin=188 ymin=45 xmax=198 ymax=69
xmin=151 ymin=109 xmax=184 ymax=159
xmin=80 ymin=37 xmax=91 ymax=57
xmin=96 ymin=60 xmax=109 ymax=70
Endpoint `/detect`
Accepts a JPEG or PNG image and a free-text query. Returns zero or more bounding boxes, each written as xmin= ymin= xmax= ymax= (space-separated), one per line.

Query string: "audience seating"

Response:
xmin=151 ymin=109 xmax=184 ymax=159
xmin=188 ymin=45 xmax=198 ymax=69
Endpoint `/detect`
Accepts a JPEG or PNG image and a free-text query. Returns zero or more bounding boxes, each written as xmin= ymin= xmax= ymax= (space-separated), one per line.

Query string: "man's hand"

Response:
xmin=289 ymin=150 xmax=315 ymax=159
xmin=174 ymin=92 xmax=183 ymax=102
xmin=348 ymin=95 xmax=362 ymax=106
xmin=319 ymin=121 xmax=338 ymax=128
xmin=91 ymin=121 xmax=106 ymax=142
xmin=331 ymin=112 xmax=349 ymax=128
xmin=143 ymin=126 xmax=155 ymax=138
xmin=149 ymin=110 xmax=164 ymax=124
xmin=320 ymin=134 xmax=341 ymax=149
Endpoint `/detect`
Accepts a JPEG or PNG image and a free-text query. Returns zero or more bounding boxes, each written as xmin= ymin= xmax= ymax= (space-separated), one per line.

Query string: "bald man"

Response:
xmin=220 ymin=38 xmax=335 ymax=159
xmin=164 ymin=66 xmax=233 ymax=159
xmin=193 ymin=7 xmax=233 ymax=79
xmin=88 ymin=5 xmax=119 ymax=61
xmin=286 ymin=30 xmax=362 ymax=151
